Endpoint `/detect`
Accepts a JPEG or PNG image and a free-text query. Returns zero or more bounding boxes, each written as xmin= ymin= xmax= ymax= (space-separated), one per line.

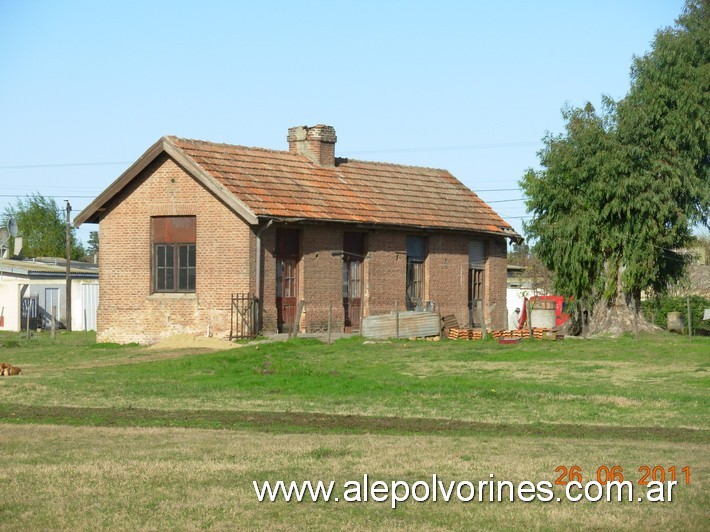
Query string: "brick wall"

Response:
xmin=257 ymin=225 xmax=509 ymax=334
xmin=301 ymin=226 xmax=343 ymax=331
xmin=97 ymin=154 xmax=252 ymax=344
xmin=485 ymin=236 xmax=508 ymax=330
xmin=259 ymin=226 xmax=277 ymax=333
xmin=426 ymin=233 xmax=470 ymax=327
xmin=365 ymin=230 xmax=407 ymax=316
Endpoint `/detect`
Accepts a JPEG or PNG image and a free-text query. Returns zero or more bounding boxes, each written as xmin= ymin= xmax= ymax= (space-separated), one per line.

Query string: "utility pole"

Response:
xmin=65 ymin=200 xmax=72 ymax=332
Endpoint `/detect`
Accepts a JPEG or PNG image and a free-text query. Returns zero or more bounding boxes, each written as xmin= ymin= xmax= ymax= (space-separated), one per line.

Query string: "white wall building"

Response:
xmin=0 ymin=258 xmax=99 ymax=332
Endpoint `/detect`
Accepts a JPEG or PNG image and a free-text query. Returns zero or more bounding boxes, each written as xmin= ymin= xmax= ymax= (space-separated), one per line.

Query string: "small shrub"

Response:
xmin=642 ymin=295 xmax=710 ymax=335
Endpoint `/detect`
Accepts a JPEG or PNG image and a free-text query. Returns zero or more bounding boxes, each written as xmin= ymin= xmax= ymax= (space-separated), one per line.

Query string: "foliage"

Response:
xmin=521 ymin=102 xmax=621 ymax=304
xmin=86 ymin=231 xmax=99 ymax=256
xmin=642 ymin=294 xmax=710 ymax=335
xmin=521 ymin=1 xmax=709 ymax=312
xmin=507 ymin=242 xmax=553 ymax=294
xmin=3 ymin=193 xmax=85 ymax=259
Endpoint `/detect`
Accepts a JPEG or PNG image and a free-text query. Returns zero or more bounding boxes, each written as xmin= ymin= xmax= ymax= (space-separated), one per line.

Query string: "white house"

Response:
xmin=0 ymin=258 xmax=99 ymax=332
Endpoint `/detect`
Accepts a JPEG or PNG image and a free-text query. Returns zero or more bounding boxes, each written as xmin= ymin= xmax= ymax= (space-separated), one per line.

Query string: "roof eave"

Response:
xmin=74 ymin=137 xmax=258 ymax=226
xmin=256 ymin=215 xmax=521 ymax=240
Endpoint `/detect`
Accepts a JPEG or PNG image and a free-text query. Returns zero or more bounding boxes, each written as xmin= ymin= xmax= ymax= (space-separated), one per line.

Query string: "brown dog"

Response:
xmin=0 ymin=364 xmax=21 ymax=376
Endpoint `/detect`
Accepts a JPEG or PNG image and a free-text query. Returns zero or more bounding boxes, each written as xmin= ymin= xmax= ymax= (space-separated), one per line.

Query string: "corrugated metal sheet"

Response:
xmin=362 ymin=311 xmax=440 ymax=339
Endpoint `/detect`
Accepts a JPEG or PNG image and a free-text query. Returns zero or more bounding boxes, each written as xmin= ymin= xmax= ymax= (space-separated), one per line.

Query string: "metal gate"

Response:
xmin=21 ymin=297 xmax=39 ymax=331
xmin=230 ymin=293 xmax=259 ymax=340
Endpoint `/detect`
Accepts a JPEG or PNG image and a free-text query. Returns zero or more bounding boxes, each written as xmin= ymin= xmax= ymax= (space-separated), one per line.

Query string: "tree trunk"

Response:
xmin=589 ymin=292 xmax=659 ymax=336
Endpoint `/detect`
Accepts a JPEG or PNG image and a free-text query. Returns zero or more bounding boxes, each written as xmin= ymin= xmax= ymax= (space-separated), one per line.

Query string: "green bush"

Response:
xmin=642 ymin=295 xmax=710 ymax=335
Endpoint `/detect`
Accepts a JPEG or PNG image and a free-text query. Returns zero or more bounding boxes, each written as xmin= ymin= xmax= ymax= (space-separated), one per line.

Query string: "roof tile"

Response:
xmin=168 ymin=137 xmax=518 ymax=237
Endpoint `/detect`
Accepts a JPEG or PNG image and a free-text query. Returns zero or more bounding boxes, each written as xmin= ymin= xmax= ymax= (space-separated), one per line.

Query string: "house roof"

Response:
xmin=75 ymin=135 xmax=520 ymax=239
xmin=0 ymin=258 xmax=98 ymax=279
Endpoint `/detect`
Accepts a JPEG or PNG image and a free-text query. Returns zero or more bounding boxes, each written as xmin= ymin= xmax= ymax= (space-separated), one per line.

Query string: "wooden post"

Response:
xmin=477 ymin=301 xmax=487 ymax=339
xmin=527 ymin=300 xmax=533 ymax=339
xmin=84 ymin=309 xmax=88 ymax=343
xmin=65 ymin=201 xmax=72 ymax=332
xmin=254 ymin=297 xmax=260 ymax=339
xmin=327 ymin=302 xmax=332 ymax=345
xmin=293 ymin=300 xmax=304 ymax=339
xmin=395 ymin=301 xmax=399 ymax=340
xmin=26 ymin=308 xmax=30 ymax=339
xmin=359 ymin=295 xmax=365 ymax=337
xmin=229 ymin=293 xmax=234 ymax=342
xmin=437 ymin=302 xmax=442 ymax=340
xmin=632 ymin=298 xmax=639 ymax=339
xmin=687 ymin=296 xmax=692 ymax=339
xmin=51 ymin=305 xmax=56 ymax=339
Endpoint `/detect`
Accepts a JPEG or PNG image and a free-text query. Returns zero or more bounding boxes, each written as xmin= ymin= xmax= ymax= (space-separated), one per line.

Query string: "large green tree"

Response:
xmin=3 ymin=193 xmax=85 ymax=260
xmin=521 ymin=1 xmax=709 ymax=334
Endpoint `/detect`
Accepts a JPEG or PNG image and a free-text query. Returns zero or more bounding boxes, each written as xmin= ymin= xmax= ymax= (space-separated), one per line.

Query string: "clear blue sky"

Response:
xmin=0 ymin=0 xmax=686 ymax=246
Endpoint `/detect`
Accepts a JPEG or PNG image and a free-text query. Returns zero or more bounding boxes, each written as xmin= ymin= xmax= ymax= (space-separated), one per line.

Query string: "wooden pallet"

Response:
xmin=448 ymin=327 xmax=557 ymax=341
xmin=447 ymin=328 xmax=483 ymax=340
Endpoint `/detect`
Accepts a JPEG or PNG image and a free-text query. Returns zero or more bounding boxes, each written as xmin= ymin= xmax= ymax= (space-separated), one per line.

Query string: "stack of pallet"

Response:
xmin=532 ymin=327 xmax=549 ymax=340
xmin=489 ymin=328 xmax=554 ymax=340
xmin=447 ymin=328 xmax=484 ymax=340
xmin=447 ymin=327 xmax=561 ymax=341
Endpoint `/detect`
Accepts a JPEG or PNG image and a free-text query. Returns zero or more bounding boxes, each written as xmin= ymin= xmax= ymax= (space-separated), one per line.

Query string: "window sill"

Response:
xmin=147 ymin=292 xmax=197 ymax=300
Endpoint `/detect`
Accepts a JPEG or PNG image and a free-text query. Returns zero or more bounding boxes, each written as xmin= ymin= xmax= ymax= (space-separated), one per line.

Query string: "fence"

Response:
xmin=230 ymin=293 xmax=259 ymax=340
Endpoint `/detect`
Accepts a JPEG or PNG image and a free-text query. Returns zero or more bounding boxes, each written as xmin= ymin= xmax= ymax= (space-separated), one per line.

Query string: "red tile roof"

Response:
xmin=168 ymin=137 xmax=518 ymax=238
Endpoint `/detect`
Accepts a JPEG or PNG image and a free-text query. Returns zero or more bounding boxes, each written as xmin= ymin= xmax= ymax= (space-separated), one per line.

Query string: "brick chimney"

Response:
xmin=287 ymin=125 xmax=337 ymax=167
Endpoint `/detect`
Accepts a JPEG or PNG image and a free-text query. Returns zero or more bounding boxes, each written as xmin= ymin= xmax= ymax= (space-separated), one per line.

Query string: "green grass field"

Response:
xmin=0 ymin=332 xmax=707 ymax=529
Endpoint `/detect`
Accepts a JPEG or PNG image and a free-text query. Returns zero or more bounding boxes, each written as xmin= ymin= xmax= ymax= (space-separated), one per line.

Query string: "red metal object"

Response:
xmin=530 ymin=295 xmax=570 ymax=327
xmin=518 ymin=295 xmax=570 ymax=329
xmin=498 ymin=337 xmax=521 ymax=345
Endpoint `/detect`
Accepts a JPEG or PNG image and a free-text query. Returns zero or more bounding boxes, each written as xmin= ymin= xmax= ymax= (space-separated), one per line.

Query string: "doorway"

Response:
xmin=276 ymin=228 xmax=299 ymax=333
xmin=468 ymin=240 xmax=486 ymax=328
xmin=44 ymin=287 xmax=60 ymax=329
xmin=343 ymin=232 xmax=365 ymax=330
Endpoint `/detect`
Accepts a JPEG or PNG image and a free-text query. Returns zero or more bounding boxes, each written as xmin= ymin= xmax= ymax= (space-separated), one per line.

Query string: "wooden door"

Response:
xmin=468 ymin=268 xmax=485 ymax=328
xmin=343 ymin=259 xmax=362 ymax=330
xmin=276 ymin=229 xmax=299 ymax=333
xmin=343 ymin=232 xmax=365 ymax=331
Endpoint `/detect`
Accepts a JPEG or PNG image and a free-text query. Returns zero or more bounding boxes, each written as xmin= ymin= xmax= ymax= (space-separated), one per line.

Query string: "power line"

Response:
xmin=0 ymin=194 xmax=97 ymax=199
xmin=486 ymin=198 xmax=526 ymax=204
xmin=0 ymin=139 xmax=541 ymax=169
xmin=349 ymin=140 xmax=539 ymax=155
xmin=0 ymin=161 xmax=130 ymax=170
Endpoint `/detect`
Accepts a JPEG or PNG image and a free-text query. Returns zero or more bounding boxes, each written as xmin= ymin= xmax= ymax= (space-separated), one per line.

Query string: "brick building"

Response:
xmin=75 ymin=125 xmax=520 ymax=344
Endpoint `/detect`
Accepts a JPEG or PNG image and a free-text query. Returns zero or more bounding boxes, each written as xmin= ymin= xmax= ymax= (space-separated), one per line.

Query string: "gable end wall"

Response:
xmin=97 ymin=154 xmax=252 ymax=344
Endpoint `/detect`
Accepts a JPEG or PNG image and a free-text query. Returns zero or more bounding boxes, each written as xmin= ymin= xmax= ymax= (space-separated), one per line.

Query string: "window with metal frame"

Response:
xmin=152 ymin=217 xmax=196 ymax=293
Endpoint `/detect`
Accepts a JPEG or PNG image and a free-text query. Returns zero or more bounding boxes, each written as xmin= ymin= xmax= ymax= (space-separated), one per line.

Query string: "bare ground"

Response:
xmin=0 ymin=403 xmax=706 ymax=443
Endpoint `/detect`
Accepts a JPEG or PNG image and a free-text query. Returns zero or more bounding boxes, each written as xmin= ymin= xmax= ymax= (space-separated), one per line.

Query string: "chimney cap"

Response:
xmin=287 ymin=124 xmax=337 ymax=144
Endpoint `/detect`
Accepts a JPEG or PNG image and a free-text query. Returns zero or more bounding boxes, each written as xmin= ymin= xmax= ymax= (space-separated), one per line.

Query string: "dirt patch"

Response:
xmin=146 ymin=334 xmax=240 ymax=352
xmin=1 ymin=404 xmax=706 ymax=444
